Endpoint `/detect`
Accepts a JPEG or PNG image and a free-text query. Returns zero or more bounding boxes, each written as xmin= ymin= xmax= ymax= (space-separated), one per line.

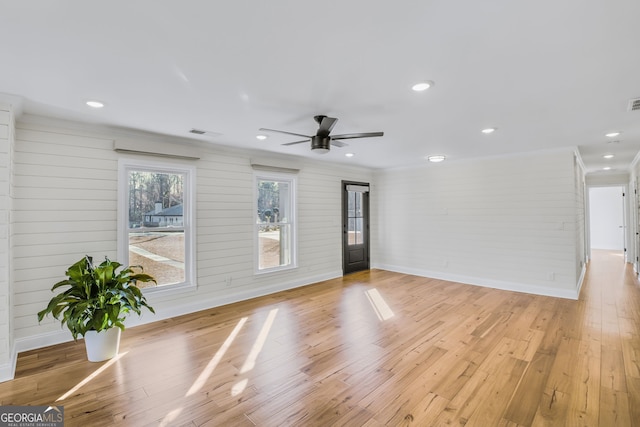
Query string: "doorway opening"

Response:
xmin=588 ymin=186 xmax=625 ymax=259
xmin=342 ymin=181 xmax=370 ymax=274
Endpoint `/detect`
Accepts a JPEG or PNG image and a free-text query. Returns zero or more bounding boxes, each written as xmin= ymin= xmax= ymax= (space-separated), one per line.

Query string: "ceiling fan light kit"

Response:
xmin=311 ymin=136 xmax=331 ymax=154
xmin=259 ymin=115 xmax=383 ymax=154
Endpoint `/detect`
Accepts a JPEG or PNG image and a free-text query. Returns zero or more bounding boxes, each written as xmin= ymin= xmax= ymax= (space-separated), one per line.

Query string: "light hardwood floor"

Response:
xmin=1 ymin=249 xmax=639 ymax=426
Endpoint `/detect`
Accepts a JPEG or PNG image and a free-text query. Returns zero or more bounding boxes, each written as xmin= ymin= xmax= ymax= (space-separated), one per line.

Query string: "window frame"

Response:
xmin=117 ymin=158 xmax=197 ymax=294
xmin=254 ymin=171 xmax=298 ymax=274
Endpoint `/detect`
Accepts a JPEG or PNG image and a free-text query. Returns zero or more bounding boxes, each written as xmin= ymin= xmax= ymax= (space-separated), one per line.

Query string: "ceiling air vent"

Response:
xmin=628 ymin=98 xmax=640 ymax=112
xmin=189 ymin=128 xmax=222 ymax=137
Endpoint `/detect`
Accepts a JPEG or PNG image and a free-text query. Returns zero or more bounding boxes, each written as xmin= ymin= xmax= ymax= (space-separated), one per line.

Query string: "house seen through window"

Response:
xmin=119 ymin=160 xmax=195 ymax=289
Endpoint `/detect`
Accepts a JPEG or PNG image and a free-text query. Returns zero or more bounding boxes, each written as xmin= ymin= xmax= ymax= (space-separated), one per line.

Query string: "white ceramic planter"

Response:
xmin=84 ymin=328 xmax=121 ymax=362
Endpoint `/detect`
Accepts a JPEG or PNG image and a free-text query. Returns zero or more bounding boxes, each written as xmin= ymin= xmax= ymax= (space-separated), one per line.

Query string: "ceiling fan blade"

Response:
xmin=330 ymin=140 xmax=348 ymax=148
xmin=317 ymin=116 xmax=338 ymax=135
xmin=331 ymin=131 xmax=384 ymax=140
xmin=259 ymin=128 xmax=311 ymax=139
xmin=282 ymin=139 xmax=310 ymax=146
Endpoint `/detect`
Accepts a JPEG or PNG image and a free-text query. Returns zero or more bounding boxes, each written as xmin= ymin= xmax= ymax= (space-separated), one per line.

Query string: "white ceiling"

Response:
xmin=1 ymin=1 xmax=639 ymax=173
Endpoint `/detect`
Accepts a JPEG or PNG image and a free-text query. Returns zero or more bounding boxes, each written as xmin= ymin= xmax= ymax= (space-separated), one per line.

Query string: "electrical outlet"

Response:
xmin=225 ymin=276 xmax=232 ymax=286
xmin=547 ymin=272 xmax=555 ymax=281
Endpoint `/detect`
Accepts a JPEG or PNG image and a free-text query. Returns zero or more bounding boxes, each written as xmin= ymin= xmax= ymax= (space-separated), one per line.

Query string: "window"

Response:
xmin=118 ymin=159 xmax=196 ymax=291
xmin=255 ymin=172 xmax=296 ymax=273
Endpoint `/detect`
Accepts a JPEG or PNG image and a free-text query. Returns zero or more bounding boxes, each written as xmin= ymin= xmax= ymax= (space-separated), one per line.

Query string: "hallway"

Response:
xmin=576 ymin=249 xmax=640 ymax=426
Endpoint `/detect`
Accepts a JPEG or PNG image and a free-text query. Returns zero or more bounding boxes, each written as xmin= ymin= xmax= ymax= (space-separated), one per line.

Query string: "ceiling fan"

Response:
xmin=259 ymin=115 xmax=384 ymax=154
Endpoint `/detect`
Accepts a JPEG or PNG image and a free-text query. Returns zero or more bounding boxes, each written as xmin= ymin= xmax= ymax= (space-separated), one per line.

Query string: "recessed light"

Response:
xmin=412 ymin=81 xmax=434 ymax=92
xmin=256 ymin=134 xmax=268 ymax=140
xmin=345 ymin=153 xmax=355 ymax=158
xmin=481 ymin=128 xmax=497 ymax=134
xmin=603 ymin=167 xmax=612 ymax=170
xmin=427 ymin=155 xmax=446 ymax=163
xmin=603 ymin=154 xmax=614 ymax=159
xmin=86 ymin=100 xmax=104 ymax=108
xmin=605 ymin=131 xmax=621 ymax=137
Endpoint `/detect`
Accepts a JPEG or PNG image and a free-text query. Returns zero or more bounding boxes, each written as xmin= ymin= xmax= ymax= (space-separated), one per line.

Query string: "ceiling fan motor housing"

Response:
xmin=311 ymin=135 xmax=331 ymax=153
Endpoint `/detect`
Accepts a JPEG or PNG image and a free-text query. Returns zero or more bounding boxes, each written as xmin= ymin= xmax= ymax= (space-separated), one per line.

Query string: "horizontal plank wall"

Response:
xmin=574 ymin=152 xmax=587 ymax=294
xmin=372 ymin=149 xmax=581 ymax=299
xmin=11 ymin=116 xmax=373 ymax=357
xmin=0 ymin=105 xmax=15 ymax=381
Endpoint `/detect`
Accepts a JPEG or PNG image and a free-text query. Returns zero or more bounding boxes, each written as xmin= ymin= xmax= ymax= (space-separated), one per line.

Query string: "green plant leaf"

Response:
xmin=36 ymin=255 xmax=156 ymax=339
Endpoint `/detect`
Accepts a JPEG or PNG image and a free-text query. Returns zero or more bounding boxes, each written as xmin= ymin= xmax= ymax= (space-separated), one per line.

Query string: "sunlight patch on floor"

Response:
xmin=56 ymin=352 xmax=129 ymax=402
xmin=186 ymin=316 xmax=248 ymax=396
xmin=159 ymin=407 xmax=184 ymax=427
xmin=365 ymin=288 xmax=395 ymax=321
xmin=231 ymin=378 xmax=249 ymax=397
xmin=231 ymin=308 xmax=279 ymax=396
xmin=240 ymin=308 xmax=279 ymax=374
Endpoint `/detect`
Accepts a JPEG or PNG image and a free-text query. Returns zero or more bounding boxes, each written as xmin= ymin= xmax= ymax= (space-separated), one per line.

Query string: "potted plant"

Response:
xmin=37 ymin=255 xmax=156 ymax=362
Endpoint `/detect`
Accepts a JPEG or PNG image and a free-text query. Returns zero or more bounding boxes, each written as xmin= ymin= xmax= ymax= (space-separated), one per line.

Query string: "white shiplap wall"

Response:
xmin=372 ymin=149 xmax=581 ymax=299
xmin=574 ymin=153 xmax=587 ymax=291
xmin=0 ymin=105 xmax=15 ymax=380
xmin=11 ymin=116 xmax=373 ymax=352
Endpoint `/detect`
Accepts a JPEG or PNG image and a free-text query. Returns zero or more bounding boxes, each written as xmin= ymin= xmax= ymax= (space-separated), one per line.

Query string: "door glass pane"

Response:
xmin=354 ymin=192 xmax=362 ymax=217
xmin=347 ymin=190 xmax=365 ymax=247
xmin=348 ymin=218 xmax=356 ymax=245
xmin=355 ymin=218 xmax=363 ymax=244
xmin=348 ymin=192 xmax=356 ymax=217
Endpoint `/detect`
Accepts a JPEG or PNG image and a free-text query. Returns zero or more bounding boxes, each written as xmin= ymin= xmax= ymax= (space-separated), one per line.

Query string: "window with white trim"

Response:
xmin=255 ymin=172 xmax=297 ymax=273
xmin=118 ymin=159 xmax=196 ymax=290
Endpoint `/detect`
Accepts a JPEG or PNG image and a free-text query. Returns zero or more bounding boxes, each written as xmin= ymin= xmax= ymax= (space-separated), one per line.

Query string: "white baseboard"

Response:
xmin=14 ymin=329 xmax=75 ymax=355
xmin=576 ymin=262 xmax=587 ymax=298
xmin=3 ymin=270 xmax=342 ymax=383
xmin=372 ymin=263 xmax=579 ymax=300
xmin=0 ymin=346 xmax=17 ymax=383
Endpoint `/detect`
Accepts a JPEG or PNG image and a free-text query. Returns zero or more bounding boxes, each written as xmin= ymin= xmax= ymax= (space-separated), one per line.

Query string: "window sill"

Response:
xmin=141 ymin=281 xmax=197 ymax=298
xmin=255 ymin=264 xmax=298 ymax=275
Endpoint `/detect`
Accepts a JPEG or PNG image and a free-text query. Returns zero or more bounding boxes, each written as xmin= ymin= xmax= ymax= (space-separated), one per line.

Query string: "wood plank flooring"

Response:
xmin=1 ymin=249 xmax=639 ymax=426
